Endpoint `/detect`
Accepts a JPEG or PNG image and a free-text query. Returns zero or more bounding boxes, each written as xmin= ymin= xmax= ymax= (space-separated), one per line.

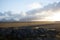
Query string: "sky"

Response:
xmin=0 ymin=0 xmax=60 ymax=21
xmin=0 ymin=0 xmax=60 ymax=12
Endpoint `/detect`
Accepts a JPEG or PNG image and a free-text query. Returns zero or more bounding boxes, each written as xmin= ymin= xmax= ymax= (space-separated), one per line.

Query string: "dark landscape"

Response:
xmin=0 ymin=21 xmax=60 ymax=40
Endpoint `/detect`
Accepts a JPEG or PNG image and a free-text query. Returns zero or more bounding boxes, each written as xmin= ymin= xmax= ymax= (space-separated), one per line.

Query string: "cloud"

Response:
xmin=25 ymin=2 xmax=60 ymax=21
xmin=0 ymin=11 xmax=21 ymax=21
xmin=27 ymin=2 xmax=42 ymax=10
xmin=0 ymin=2 xmax=60 ymax=22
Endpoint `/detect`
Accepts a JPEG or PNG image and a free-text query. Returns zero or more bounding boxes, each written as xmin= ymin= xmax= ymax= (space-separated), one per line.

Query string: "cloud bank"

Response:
xmin=0 ymin=2 xmax=60 ymax=22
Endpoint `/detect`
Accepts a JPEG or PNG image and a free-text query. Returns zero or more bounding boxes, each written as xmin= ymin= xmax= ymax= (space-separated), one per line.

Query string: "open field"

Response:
xmin=0 ymin=21 xmax=55 ymax=27
xmin=0 ymin=21 xmax=60 ymax=40
xmin=0 ymin=21 xmax=60 ymax=31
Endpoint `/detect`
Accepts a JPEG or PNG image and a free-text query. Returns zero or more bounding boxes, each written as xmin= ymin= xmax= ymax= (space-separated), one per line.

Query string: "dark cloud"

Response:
xmin=26 ymin=2 xmax=60 ymax=14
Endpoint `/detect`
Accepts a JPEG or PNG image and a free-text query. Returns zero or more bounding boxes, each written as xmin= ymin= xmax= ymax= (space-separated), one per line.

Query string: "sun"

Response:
xmin=45 ymin=11 xmax=60 ymax=21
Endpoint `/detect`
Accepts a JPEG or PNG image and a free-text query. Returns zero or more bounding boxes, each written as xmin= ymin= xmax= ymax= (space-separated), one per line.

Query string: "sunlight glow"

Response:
xmin=45 ymin=11 xmax=60 ymax=21
xmin=32 ymin=11 xmax=60 ymax=21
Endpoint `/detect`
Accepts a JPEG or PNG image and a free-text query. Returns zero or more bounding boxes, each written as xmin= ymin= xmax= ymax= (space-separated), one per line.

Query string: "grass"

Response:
xmin=0 ymin=21 xmax=54 ymax=27
xmin=0 ymin=21 xmax=60 ymax=40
